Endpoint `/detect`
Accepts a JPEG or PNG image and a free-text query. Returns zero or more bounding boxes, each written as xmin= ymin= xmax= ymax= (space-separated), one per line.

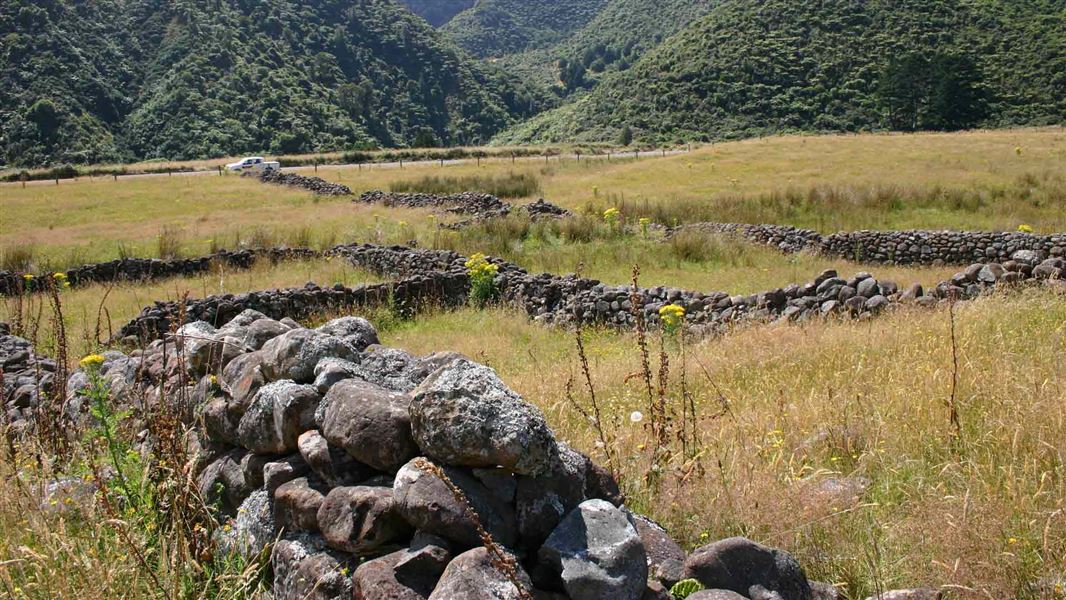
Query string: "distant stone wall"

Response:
xmin=0 ymin=248 xmax=320 ymax=296
xmin=113 ymin=242 xmax=1066 ymax=344
xmin=256 ymin=170 xmax=352 ymax=195
xmin=673 ymin=222 xmax=1065 ymax=265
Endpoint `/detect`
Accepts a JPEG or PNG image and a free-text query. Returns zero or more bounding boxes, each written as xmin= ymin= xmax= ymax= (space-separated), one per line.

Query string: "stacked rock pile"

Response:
xmin=56 ymin=311 xmax=861 ymax=599
xmin=257 ymin=170 xmax=353 ymax=196
xmin=0 ymin=247 xmax=320 ymax=296
xmin=114 ymin=243 xmax=1065 ymax=344
xmin=0 ymin=322 xmax=59 ymax=431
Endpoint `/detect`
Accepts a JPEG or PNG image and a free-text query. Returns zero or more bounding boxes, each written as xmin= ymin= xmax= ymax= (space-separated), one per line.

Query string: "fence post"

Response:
xmin=477 ymin=156 xmax=481 ymax=167
xmin=55 ymin=177 xmax=59 ymax=186
xmin=400 ymin=159 xmax=403 ymax=169
xmin=114 ymin=174 xmax=118 ymax=182
xmin=218 ymin=166 xmax=222 ymax=176
xmin=511 ymin=152 xmax=515 ymax=164
xmin=608 ymin=152 xmax=611 ymax=162
xmin=440 ymin=158 xmax=444 ymax=167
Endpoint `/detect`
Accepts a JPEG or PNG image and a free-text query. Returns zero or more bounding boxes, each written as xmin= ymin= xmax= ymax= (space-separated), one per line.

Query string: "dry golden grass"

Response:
xmin=383 ymin=288 xmax=1066 ymax=599
xmin=2 ymin=258 xmax=383 ymax=359
xmin=3 ymin=128 xmax=1064 ymax=267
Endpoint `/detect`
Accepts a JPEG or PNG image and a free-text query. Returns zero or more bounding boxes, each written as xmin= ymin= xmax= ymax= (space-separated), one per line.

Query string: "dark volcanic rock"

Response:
xmin=683 ymin=537 xmax=811 ymax=600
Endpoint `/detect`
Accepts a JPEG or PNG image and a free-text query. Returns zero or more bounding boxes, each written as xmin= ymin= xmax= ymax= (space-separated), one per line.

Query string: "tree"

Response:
xmin=877 ymin=53 xmax=986 ymax=131
xmin=618 ymin=125 xmax=633 ymax=146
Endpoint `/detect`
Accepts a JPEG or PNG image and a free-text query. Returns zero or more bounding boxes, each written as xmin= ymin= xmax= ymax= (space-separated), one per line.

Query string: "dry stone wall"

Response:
xmin=39 ymin=311 xmax=848 ymax=599
xmin=256 ymin=170 xmax=353 ymax=196
xmin=673 ymin=222 xmax=1065 ymax=266
xmin=0 ymin=248 xmax=319 ymax=296
xmin=114 ymin=242 xmax=1066 ymax=345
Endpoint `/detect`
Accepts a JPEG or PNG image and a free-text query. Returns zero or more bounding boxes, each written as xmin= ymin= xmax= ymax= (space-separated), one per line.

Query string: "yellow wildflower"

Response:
xmin=22 ymin=273 xmax=34 ymax=281
xmin=1017 ymin=224 xmax=1034 ymax=234
xmin=659 ymin=304 xmax=686 ymax=333
xmin=79 ymin=354 xmax=106 ymax=370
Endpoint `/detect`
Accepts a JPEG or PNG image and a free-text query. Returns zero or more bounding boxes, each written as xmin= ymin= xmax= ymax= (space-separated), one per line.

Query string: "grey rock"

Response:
xmin=856 ymin=278 xmax=880 ymax=298
xmin=393 ymin=459 xmax=518 ymax=549
xmin=353 ymin=346 xmax=431 ymax=392
xmin=538 ymin=499 xmax=648 ymax=600
xmin=237 ymin=380 xmax=321 ymax=454
xmin=272 ymin=532 xmax=355 ymax=600
xmin=410 ymin=359 xmax=558 ymax=476
xmin=688 ymin=591 xmax=748 ymax=600
xmin=320 ymin=379 xmax=418 ymax=472
xmin=260 ymin=328 xmax=359 ymax=383
xmin=317 ymin=485 xmax=411 ymax=554
xmin=630 ymin=513 xmax=686 ymax=588
xmin=263 ymin=454 xmax=312 ymax=494
xmin=394 ymin=532 xmax=453 ymax=593
xmin=220 ymin=351 xmax=267 ymax=409
xmin=216 ymin=489 xmax=276 ymax=560
xmin=810 ymin=581 xmax=842 ymax=600
xmin=429 ymin=547 xmax=534 ymax=600
xmin=515 ymin=443 xmax=587 ymax=549
xmin=312 ymin=357 xmax=360 ymax=394
xmin=197 ymin=448 xmax=250 ymax=517
xmin=683 ymin=537 xmax=811 ymax=600
xmin=316 ymin=316 xmax=380 ymax=351
xmin=297 ymin=429 xmax=377 ymax=487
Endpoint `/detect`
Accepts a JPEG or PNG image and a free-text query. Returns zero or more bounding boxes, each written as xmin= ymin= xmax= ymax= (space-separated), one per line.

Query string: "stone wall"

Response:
xmin=48 ymin=311 xmax=847 ymax=599
xmin=256 ymin=170 xmax=353 ymax=196
xmin=0 ymin=322 xmax=58 ymax=431
xmin=673 ymin=222 xmax=1065 ymax=266
xmin=0 ymin=248 xmax=320 ymax=296
xmin=113 ymin=242 xmax=1066 ymax=345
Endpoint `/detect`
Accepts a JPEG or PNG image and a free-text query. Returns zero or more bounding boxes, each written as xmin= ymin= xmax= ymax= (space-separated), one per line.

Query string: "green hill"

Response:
xmin=1 ymin=0 xmax=543 ymax=167
xmin=440 ymin=0 xmax=608 ymax=58
xmin=499 ymin=0 xmax=1066 ymax=143
xmin=397 ymin=0 xmax=474 ymax=27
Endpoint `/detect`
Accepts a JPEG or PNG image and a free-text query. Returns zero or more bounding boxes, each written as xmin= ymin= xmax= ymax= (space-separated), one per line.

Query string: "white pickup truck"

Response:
xmin=225 ymin=156 xmax=280 ymax=172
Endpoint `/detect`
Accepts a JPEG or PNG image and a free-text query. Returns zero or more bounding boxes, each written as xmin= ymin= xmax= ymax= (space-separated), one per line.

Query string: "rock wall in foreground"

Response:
xmin=53 ymin=311 xmax=867 ymax=600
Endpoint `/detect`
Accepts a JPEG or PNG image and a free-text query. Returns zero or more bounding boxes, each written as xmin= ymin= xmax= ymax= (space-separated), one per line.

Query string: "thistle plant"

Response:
xmin=659 ymin=304 xmax=686 ymax=335
xmin=465 ymin=252 xmax=500 ymax=306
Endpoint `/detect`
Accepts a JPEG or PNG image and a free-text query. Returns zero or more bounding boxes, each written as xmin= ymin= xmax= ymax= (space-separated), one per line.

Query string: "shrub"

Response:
xmin=156 ymin=226 xmax=184 ymax=260
xmin=465 ymin=253 xmax=499 ymax=306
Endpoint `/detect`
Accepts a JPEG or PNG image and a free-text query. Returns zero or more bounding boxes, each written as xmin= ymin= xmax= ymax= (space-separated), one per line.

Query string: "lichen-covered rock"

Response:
xmin=175 ymin=321 xmax=223 ymax=376
xmin=393 ymin=459 xmax=518 ymax=548
xmin=272 ymin=532 xmax=355 ymax=600
xmin=237 ymin=381 xmax=321 ymax=453
xmin=320 ymin=379 xmax=418 ymax=472
xmin=394 ymin=532 xmax=453 ymax=592
xmin=263 ymin=454 xmax=312 ymax=493
xmin=197 ymin=448 xmax=250 ymax=517
xmin=428 ymin=547 xmax=534 ymax=600
xmin=515 ymin=442 xmax=587 ymax=549
xmin=216 ymin=489 xmax=276 ymax=560
xmin=410 ymin=359 xmax=558 ymax=476
xmin=538 ymin=499 xmax=648 ymax=600
xmin=260 ymin=328 xmax=360 ymax=383
xmin=352 ymin=346 xmax=431 ymax=392
xmin=316 ymin=316 xmax=380 ymax=351
xmin=317 ymin=486 xmax=412 ymax=554
xmin=683 ymin=537 xmax=811 ymax=600
xmin=312 ymin=357 xmax=361 ymax=394
xmin=688 ymin=591 xmax=748 ymax=600
xmin=297 ymin=429 xmax=377 ymax=486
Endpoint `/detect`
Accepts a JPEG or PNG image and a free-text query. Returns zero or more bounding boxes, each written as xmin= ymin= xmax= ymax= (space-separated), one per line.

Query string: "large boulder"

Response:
xmin=351 ymin=346 xmax=431 ymax=393
xmin=682 ymin=537 xmax=811 ymax=600
xmin=237 ymin=381 xmax=321 ymax=453
xmin=260 ymin=328 xmax=360 ymax=383
xmin=317 ymin=486 xmax=412 ymax=554
xmin=272 ymin=533 xmax=355 ymax=600
xmin=316 ymin=316 xmax=380 ymax=351
xmin=175 ymin=321 xmax=224 ymax=376
xmin=410 ymin=359 xmax=558 ymax=476
xmin=428 ymin=547 xmax=534 ymax=600
xmin=538 ymin=499 xmax=648 ymax=600
xmin=319 ymin=379 xmax=418 ymax=472
xmin=393 ymin=459 xmax=518 ymax=548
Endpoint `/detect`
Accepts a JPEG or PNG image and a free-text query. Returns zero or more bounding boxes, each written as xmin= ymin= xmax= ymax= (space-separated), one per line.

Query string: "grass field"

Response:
xmin=1 ymin=129 xmax=1065 ymax=599
xmin=2 ymin=128 xmax=1064 ymax=269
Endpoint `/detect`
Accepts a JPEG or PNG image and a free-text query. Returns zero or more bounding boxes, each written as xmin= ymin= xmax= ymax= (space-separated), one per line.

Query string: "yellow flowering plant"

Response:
xmin=465 ymin=253 xmax=500 ymax=306
xmin=639 ymin=217 xmax=652 ymax=239
xmin=1017 ymin=224 xmax=1034 ymax=234
xmin=659 ymin=304 xmax=686 ymax=335
xmin=80 ymin=353 xmax=106 ymax=371
xmin=603 ymin=207 xmax=620 ymax=228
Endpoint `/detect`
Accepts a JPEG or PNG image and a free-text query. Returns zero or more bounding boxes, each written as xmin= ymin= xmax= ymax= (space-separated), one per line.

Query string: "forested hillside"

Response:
xmin=0 ymin=0 xmax=542 ymax=167
xmin=397 ymin=0 xmax=474 ymax=27
xmin=500 ymin=0 xmax=1066 ymax=144
xmin=440 ymin=0 xmax=608 ymax=58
